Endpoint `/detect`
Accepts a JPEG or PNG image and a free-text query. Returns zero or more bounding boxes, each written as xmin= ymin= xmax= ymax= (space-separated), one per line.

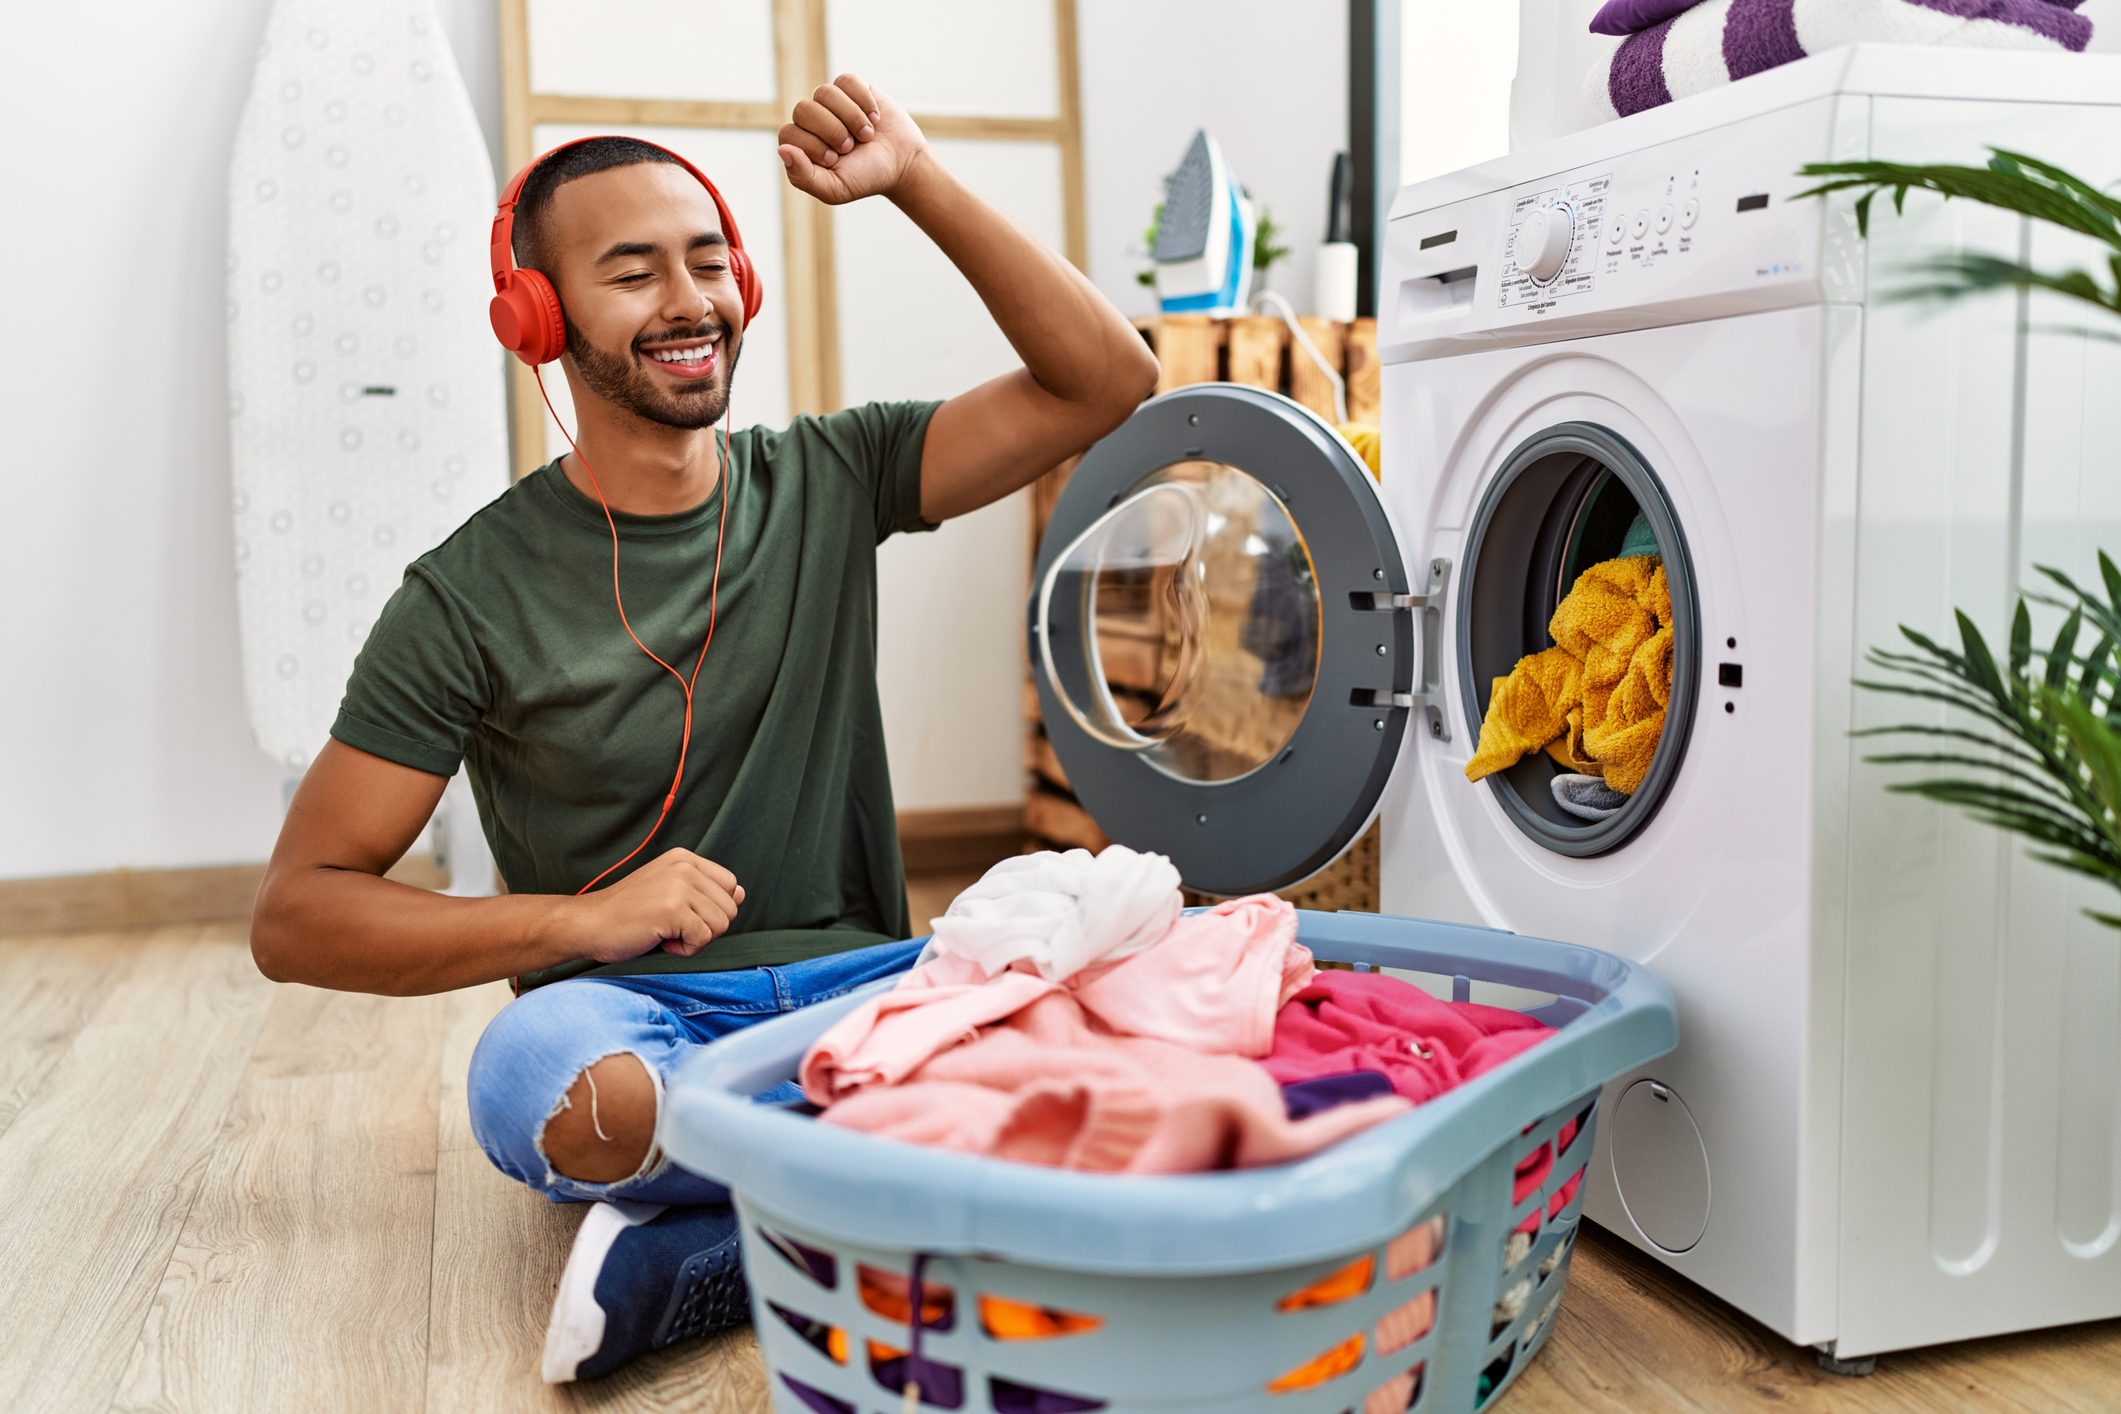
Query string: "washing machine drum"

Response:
xmin=1029 ymin=387 xmax=1702 ymax=896
xmin=1029 ymin=384 xmax=1420 ymax=896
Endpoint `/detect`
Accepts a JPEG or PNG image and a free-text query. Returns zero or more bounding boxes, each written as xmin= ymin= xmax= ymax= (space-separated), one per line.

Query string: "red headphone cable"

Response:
xmin=529 ymin=366 xmax=733 ymax=898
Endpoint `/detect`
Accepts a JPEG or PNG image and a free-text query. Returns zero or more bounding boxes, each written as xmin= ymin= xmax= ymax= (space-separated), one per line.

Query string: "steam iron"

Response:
xmin=1153 ymin=130 xmax=1256 ymax=317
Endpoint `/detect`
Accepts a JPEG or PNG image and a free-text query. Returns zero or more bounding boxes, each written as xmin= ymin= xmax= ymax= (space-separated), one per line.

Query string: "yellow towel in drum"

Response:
xmin=1466 ymin=555 xmax=1672 ymax=795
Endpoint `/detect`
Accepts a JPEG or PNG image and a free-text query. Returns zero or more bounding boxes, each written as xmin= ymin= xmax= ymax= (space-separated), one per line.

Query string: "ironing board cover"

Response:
xmin=226 ymin=0 xmax=509 ymax=769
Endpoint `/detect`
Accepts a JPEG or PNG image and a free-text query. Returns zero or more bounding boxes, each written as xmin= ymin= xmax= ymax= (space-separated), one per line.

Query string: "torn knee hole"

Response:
xmin=538 ymin=1051 xmax=661 ymax=1185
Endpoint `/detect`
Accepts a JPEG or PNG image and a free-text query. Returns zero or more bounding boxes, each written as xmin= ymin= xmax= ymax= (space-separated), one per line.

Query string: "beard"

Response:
xmin=565 ymin=318 xmax=742 ymax=430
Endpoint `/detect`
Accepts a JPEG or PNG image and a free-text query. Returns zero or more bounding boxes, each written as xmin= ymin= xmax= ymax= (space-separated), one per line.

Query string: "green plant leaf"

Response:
xmin=1862 ymin=751 xmax=2077 ymax=805
xmin=2045 ymin=605 xmax=2084 ymax=694
xmin=1849 ymin=722 xmax=2049 ymax=769
xmin=2010 ymin=600 xmax=2033 ymax=680
xmin=1987 ymin=149 xmax=2121 ymax=230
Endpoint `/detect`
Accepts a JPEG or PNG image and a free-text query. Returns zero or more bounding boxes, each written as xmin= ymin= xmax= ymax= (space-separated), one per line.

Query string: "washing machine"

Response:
xmin=1030 ymin=45 xmax=2121 ymax=1362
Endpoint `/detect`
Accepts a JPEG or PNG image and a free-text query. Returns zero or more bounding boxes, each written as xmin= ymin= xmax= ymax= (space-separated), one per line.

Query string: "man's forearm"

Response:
xmin=252 ymin=867 xmax=578 ymax=996
xmin=888 ymin=151 xmax=1145 ymax=406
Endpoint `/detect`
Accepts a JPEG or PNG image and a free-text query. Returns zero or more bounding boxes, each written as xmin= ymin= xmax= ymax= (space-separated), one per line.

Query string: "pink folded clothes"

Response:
xmin=1594 ymin=0 xmax=2092 ymax=119
xmin=1261 ymin=970 xmax=1553 ymax=1106
xmin=818 ymin=990 xmax=1413 ymax=1173
xmin=802 ymin=894 xmax=1316 ymax=1106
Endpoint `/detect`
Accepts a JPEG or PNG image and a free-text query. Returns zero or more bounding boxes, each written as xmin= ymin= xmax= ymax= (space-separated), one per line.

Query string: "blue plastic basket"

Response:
xmin=663 ymin=910 xmax=1676 ymax=1414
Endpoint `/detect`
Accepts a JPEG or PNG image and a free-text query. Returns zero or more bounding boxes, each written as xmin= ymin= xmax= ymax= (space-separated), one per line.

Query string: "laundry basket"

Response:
xmin=663 ymin=910 xmax=1676 ymax=1414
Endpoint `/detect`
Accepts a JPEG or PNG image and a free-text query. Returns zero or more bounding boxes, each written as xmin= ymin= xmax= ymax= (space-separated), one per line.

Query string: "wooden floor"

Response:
xmin=3 ymin=895 xmax=2118 ymax=1411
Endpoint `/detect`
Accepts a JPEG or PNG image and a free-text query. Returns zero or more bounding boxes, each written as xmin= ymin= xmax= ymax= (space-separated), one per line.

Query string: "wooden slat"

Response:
xmin=1031 ymin=734 xmax=1071 ymax=794
xmin=1346 ymin=316 xmax=1380 ymax=425
xmin=1288 ymin=316 xmax=1347 ymax=422
xmin=0 ymin=855 xmax=447 ymax=939
xmin=0 ymin=929 xmax=276 ymax=1413
xmin=773 ymin=0 xmax=827 ymax=416
xmin=0 ymin=932 xmax=132 ymax=1146
xmin=912 ymin=114 xmax=1069 ymax=142
xmin=899 ymin=806 xmax=1024 ymax=873
xmin=527 ymin=95 xmax=786 ymax=131
xmin=808 ymin=1 xmax=842 ymax=413
xmin=1226 ymin=314 xmax=1285 ymax=391
xmin=1052 ymin=0 xmax=1088 ymax=272
xmin=113 ymin=982 xmax=454 ymax=1411
xmin=1152 ymin=315 xmax=1224 ymax=391
xmin=1024 ymin=790 xmax=1108 ymax=854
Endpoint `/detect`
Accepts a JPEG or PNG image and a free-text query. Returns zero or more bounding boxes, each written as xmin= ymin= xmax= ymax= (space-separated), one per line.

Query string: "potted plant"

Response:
xmin=1796 ymin=151 xmax=2121 ymax=924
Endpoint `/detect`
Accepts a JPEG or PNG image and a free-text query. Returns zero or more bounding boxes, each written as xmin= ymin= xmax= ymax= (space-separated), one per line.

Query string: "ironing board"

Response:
xmin=227 ymin=0 xmax=507 ymax=894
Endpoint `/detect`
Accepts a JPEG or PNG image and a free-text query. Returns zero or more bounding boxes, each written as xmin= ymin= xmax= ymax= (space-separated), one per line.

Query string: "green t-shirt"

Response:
xmin=331 ymin=399 xmax=942 ymax=989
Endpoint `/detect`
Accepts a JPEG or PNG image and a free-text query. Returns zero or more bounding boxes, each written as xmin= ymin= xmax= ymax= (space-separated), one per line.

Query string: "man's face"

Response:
xmin=546 ymin=162 xmax=745 ymax=429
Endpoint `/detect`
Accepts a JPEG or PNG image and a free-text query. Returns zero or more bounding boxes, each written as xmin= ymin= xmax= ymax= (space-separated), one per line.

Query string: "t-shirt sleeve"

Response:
xmin=329 ymin=566 xmax=489 ymax=777
xmin=807 ymin=398 xmax=944 ymax=543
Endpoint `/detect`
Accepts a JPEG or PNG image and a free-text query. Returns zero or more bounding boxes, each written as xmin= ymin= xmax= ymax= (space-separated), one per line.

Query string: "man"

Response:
xmin=249 ymin=73 xmax=1158 ymax=1381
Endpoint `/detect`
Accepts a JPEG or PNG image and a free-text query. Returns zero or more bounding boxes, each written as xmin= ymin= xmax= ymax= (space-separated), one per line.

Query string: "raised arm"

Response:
xmin=778 ymin=74 xmax=1159 ymax=524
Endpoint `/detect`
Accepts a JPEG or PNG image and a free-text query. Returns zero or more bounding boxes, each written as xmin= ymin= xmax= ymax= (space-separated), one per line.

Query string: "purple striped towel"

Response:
xmin=1593 ymin=0 xmax=2094 ymax=118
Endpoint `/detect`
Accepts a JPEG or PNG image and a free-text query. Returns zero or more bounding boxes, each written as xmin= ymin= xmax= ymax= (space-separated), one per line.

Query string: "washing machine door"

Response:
xmin=1029 ymin=384 xmax=1433 ymax=896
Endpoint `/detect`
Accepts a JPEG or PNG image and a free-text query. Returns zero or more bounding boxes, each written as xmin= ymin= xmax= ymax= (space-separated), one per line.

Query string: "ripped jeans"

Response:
xmin=466 ymin=938 xmax=925 ymax=1205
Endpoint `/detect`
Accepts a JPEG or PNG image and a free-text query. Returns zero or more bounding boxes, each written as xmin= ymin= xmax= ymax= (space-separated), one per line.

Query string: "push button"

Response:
xmin=1630 ymin=210 xmax=1649 ymax=240
xmin=1655 ymin=205 xmax=1674 ymax=234
xmin=1679 ymin=197 xmax=1700 ymax=229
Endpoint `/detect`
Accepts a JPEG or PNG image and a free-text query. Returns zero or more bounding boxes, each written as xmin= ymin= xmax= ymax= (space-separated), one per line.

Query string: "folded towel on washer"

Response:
xmin=1465 ymin=555 xmax=1673 ymax=795
xmin=1592 ymin=0 xmax=2085 ymax=36
xmin=1592 ymin=0 xmax=2093 ymax=119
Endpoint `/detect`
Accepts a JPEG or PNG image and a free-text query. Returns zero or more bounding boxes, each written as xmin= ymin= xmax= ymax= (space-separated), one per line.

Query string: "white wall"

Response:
xmin=0 ymin=0 xmax=1348 ymax=881
xmin=0 ymin=0 xmax=500 ymax=882
xmin=1076 ymin=0 xmax=1349 ymax=317
xmin=1401 ymin=4 xmax=1520 ymax=185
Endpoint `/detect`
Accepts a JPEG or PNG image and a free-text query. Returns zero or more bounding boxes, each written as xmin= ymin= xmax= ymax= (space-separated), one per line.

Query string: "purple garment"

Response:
xmin=1723 ymin=0 xmax=1806 ymax=78
xmin=1591 ymin=0 xmax=1710 ymax=35
xmin=1904 ymin=0 xmax=2093 ymax=44
xmin=1610 ymin=19 xmax=1677 ymax=115
xmin=1603 ymin=0 xmax=2092 ymax=117
xmin=1594 ymin=0 xmax=2084 ymax=31
xmin=1281 ymin=1070 xmax=1396 ymax=1120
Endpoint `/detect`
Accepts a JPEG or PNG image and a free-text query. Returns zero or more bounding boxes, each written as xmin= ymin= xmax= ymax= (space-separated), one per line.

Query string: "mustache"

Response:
xmin=634 ymin=324 xmax=729 ymax=351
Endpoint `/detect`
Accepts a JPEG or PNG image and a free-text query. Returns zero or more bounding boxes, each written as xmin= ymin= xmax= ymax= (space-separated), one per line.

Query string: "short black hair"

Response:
xmin=512 ymin=137 xmax=686 ymax=275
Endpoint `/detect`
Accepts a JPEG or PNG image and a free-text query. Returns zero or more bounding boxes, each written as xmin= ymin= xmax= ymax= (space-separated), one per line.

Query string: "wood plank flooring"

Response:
xmin=1 ymin=898 xmax=2115 ymax=1412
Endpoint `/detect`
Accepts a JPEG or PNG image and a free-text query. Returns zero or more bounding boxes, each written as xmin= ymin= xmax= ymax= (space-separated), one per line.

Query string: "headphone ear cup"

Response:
xmin=489 ymin=270 xmax=567 ymax=365
xmin=731 ymin=246 xmax=764 ymax=324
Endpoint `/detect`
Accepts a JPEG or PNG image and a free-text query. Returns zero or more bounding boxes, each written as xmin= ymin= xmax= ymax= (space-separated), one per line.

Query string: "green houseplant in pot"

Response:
xmin=1795 ymin=150 xmax=2121 ymax=925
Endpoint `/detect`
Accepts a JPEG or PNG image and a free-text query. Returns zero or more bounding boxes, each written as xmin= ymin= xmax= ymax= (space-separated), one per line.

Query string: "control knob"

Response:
xmin=1513 ymin=203 xmax=1574 ymax=283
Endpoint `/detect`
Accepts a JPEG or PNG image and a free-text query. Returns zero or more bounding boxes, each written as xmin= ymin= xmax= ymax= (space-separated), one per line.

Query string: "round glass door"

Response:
xmin=1038 ymin=462 xmax=1321 ymax=786
xmin=1031 ymin=384 xmax=1412 ymax=897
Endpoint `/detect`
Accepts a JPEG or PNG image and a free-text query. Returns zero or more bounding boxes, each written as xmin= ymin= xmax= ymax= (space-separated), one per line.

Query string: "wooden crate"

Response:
xmin=1024 ymin=313 xmax=1383 ymax=912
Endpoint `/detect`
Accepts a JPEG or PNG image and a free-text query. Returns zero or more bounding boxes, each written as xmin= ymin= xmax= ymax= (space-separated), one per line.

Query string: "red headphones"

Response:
xmin=487 ymin=136 xmax=766 ymax=365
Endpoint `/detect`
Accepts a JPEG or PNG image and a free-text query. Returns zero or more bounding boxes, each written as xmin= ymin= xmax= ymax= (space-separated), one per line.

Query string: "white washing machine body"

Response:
xmin=1375 ymin=45 xmax=2121 ymax=1358
xmin=1029 ymin=43 xmax=2121 ymax=1364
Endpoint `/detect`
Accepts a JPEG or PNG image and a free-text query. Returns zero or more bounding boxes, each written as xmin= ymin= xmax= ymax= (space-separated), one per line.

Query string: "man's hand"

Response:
xmin=545 ymin=847 xmax=747 ymax=964
xmin=777 ymin=73 xmax=929 ymax=205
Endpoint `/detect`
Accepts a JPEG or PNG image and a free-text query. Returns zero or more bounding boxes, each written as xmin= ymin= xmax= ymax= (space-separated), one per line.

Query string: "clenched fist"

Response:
xmin=550 ymin=847 xmax=746 ymax=964
xmin=777 ymin=72 xmax=929 ymax=205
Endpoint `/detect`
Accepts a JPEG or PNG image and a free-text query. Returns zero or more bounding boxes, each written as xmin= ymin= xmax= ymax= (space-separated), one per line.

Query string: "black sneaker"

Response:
xmin=541 ymin=1200 xmax=752 ymax=1382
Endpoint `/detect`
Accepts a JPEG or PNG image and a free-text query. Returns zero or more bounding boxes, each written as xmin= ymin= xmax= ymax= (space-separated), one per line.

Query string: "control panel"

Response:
xmin=1501 ymin=176 xmax=1609 ymax=308
xmin=1500 ymin=167 xmax=1720 ymax=311
xmin=1385 ymin=94 xmax=1845 ymax=358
